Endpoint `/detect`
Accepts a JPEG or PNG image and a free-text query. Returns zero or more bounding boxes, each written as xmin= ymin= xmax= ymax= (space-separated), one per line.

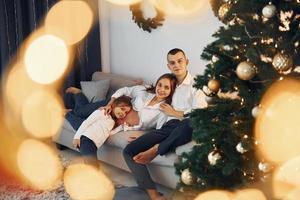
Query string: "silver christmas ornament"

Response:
xmin=251 ymin=106 xmax=261 ymax=118
xmin=181 ymin=168 xmax=196 ymax=185
xmin=272 ymin=53 xmax=293 ymax=72
xmin=222 ymin=45 xmax=233 ymax=51
xmin=208 ymin=151 xmax=221 ymax=166
xmin=258 ymin=162 xmax=272 ymax=173
xmin=205 ymin=96 xmax=214 ymax=104
xmin=236 ymin=61 xmax=256 ymax=80
xmin=262 ymin=4 xmax=276 ymax=18
xmin=236 ymin=142 xmax=248 ymax=153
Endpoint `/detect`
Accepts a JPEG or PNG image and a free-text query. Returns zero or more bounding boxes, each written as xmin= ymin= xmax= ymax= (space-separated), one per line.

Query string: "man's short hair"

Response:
xmin=167 ymin=48 xmax=186 ymax=58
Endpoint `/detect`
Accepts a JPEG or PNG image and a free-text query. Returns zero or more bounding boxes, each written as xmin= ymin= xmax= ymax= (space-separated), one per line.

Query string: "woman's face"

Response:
xmin=155 ymin=78 xmax=172 ymax=100
xmin=113 ymin=104 xmax=131 ymax=119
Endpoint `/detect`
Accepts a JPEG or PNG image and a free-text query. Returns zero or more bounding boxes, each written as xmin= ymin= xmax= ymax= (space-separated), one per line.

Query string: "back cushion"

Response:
xmin=92 ymin=72 xmax=143 ymax=98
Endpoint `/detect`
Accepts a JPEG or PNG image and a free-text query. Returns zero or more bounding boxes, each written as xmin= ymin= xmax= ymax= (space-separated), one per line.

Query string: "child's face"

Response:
xmin=155 ymin=78 xmax=172 ymax=100
xmin=167 ymin=52 xmax=188 ymax=77
xmin=113 ymin=104 xmax=131 ymax=119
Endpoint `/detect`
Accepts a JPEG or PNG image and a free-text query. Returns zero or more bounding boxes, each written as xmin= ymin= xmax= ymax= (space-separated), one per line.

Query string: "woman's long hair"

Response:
xmin=146 ymin=73 xmax=177 ymax=104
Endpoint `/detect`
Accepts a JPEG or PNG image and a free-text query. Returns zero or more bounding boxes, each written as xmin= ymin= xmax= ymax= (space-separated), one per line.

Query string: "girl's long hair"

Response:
xmin=146 ymin=73 xmax=177 ymax=104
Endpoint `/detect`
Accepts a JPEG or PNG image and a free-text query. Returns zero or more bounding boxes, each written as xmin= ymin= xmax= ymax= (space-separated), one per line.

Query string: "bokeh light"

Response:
xmin=282 ymin=188 xmax=300 ymax=200
xmin=64 ymin=163 xmax=115 ymax=200
xmin=255 ymin=78 xmax=300 ymax=164
xmin=4 ymin=63 xmax=41 ymax=113
xmin=150 ymin=0 xmax=206 ymax=17
xmin=45 ymin=0 xmax=93 ymax=45
xmin=194 ymin=190 xmax=232 ymax=200
xmin=233 ymin=188 xmax=267 ymax=200
xmin=21 ymin=89 xmax=64 ymax=138
xmin=24 ymin=34 xmax=69 ymax=84
xmin=275 ymin=155 xmax=300 ymax=188
xmin=105 ymin=0 xmax=142 ymax=6
xmin=17 ymin=139 xmax=62 ymax=190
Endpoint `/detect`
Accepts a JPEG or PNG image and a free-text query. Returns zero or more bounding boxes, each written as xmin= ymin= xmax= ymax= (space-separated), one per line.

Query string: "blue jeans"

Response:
xmin=79 ymin=135 xmax=98 ymax=166
xmin=123 ymin=119 xmax=193 ymax=189
xmin=65 ymin=93 xmax=109 ymax=130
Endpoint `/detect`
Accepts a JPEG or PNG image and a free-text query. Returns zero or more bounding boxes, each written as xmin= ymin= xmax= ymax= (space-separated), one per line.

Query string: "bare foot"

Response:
xmin=133 ymin=144 xmax=158 ymax=164
xmin=66 ymin=87 xmax=81 ymax=94
xmin=147 ymin=189 xmax=167 ymax=200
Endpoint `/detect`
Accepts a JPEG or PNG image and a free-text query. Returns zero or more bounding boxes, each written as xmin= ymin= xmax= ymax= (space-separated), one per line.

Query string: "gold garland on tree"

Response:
xmin=130 ymin=2 xmax=165 ymax=33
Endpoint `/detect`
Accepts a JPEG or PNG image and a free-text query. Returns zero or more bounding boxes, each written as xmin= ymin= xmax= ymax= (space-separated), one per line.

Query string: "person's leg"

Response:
xmin=79 ymin=136 xmax=98 ymax=167
xmin=65 ymin=112 xmax=85 ymax=130
xmin=157 ymin=118 xmax=193 ymax=155
xmin=73 ymin=97 xmax=109 ymax=118
xmin=123 ymin=126 xmax=176 ymax=200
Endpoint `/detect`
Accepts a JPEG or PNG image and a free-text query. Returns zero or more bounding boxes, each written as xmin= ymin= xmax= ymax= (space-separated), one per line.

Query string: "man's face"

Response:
xmin=167 ymin=52 xmax=188 ymax=77
xmin=113 ymin=105 xmax=131 ymax=119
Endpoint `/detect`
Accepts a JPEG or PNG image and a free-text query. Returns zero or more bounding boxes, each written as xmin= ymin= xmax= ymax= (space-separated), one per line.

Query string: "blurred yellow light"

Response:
xmin=275 ymin=156 xmax=300 ymax=188
xmin=45 ymin=0 xmax=93 ymax=45
xmin=17 ymin=139 xmax=62 ymax=190
xmin=64 ymin=164 xmax=115 ymax=200
xmin=282 ymin=188 xmax=300 ymax=200
xmin=150 ymin=0 xmax=206 ymax=17
xmin=105 ymin=0 xmax=142 ymax=5
xmin=194 ymin=190 xmax=232 ymax=200
xmin=273 ymin=178 xmax=296 ymax=199
xmin=233 ymin=188 xmax=267 ymax=200
xmin=255 ymin=78 xmax=300 ymax=164
xmin=24 ymin=34 xmax=69 ymax=84
xmin=21 ymin=89 xmax=64 ymax=138
xmin=4 ymin=64 xmax=41 ymax=113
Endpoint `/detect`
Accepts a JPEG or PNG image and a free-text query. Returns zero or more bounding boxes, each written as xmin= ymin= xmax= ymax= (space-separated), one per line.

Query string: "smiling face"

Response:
xmin=167 ymin=51 xmax=188 ymax=78
xmin=155 ymin=78 xmax=172 ymax=101
xmin=112 ymin=103 xmax=131 ymax=119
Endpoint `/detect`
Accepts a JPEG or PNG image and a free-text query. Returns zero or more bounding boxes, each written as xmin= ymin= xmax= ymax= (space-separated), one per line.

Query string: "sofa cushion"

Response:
xmin=175 ymin=141 xmax=196 ymax=156
xmin=80 ymin=79 xmax=110 ymax=102
xmin=92 ymin=72 xmax=143 ymax=98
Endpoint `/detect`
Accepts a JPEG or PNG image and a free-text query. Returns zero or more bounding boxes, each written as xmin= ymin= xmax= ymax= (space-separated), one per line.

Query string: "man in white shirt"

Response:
xmin=123 ymin=48 xmax=207 ymax=200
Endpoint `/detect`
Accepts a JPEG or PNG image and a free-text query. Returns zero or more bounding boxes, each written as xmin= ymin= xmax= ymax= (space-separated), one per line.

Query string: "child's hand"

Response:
xmin=100 ymin=104 xmax=112 ymax=115
xmin=73 ymin=139 xmax=80 ymax=149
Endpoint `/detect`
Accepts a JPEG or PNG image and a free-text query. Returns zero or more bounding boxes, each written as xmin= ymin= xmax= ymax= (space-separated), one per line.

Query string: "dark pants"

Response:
xmin=123 ymin=118 xmax=193 ymax=189
xmin=79 ymin=135 xmax=98 ymax=166
xmin=65 ymin=92 xmax=109 ymax=130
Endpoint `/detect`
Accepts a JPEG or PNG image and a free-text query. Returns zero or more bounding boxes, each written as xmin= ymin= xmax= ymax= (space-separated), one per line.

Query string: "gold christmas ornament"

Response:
xmin=218 ymin=3 xmax=232 ymax=21
xmin=181 ymin=168 xmax=196 ymax=185
xmin=262 ymin=4 xmax=276 ymax=18
xmin=208 ymin=79 xmax=221 ymax=93
xmin=272 ymin=53 xmax=293 ymax=72
xmin=236 ymin=61 xmax=256 ymax=80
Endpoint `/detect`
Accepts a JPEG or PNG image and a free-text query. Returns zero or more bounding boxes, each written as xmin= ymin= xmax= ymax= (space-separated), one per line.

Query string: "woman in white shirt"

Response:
xmin=104 ymin=73 xmax=177 ymax=131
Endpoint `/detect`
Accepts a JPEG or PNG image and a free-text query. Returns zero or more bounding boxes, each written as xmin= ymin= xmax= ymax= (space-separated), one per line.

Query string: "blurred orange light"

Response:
xmin=17 ymin=139 xmax=62 ymax=190
xmin=64 ymin=163 xmax=115 ymax=200
xmin=21 ymin=89 xmax=64 ymax=138
xmin=105 ymin=0 xmax=142 ymax=5
xmin=194 ymin=190 xmax=232 ymax=200
xmin=233 ymin=188 xmax=266 ymax=200
xmin=255 ymin=78 xmax=300 ymax=164
xmin=24 ymin=34 xmax=69 ymax=84
xmin=45 ymin=0 xmax=93 ymax=45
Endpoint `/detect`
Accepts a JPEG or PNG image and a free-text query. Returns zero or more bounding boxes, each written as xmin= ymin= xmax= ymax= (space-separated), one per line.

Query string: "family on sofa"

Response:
xmin=63 ymin=48 xmax=207 ymax=200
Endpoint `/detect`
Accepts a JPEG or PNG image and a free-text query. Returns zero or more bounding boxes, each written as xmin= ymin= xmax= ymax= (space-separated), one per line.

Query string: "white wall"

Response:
xmin=99 ymin=0 xmax=222 ymax=83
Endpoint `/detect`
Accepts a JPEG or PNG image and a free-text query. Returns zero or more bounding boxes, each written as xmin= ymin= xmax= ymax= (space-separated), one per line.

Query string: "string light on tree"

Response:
xmin=236 ymin=61 xmax=256 ymax=80
xmin=218 ymin=3 xmax=232 ymax=21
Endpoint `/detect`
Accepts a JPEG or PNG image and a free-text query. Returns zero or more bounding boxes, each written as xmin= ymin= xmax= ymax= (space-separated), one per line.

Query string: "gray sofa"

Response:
xmin=53 ymin=72 xmax=193 ymax=189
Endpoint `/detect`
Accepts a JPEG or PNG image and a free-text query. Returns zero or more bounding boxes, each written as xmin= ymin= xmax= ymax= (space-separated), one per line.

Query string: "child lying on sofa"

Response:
xmin=72 ymin=95 xmax=139 ymax=165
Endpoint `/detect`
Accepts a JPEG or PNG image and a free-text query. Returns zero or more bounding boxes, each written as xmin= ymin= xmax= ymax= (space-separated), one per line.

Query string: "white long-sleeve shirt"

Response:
xmin=111 ymin=85 xmax=167 ymax=130
xmin=74 ymin=109 xmax=115 ymax=148
xmin=167 ymin=72 xmax=207 ymax=122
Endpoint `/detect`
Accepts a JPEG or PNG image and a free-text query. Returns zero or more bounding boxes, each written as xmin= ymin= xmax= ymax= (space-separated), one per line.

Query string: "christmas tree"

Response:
xmin=175 ymin=0 xmax=300 ymax=191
